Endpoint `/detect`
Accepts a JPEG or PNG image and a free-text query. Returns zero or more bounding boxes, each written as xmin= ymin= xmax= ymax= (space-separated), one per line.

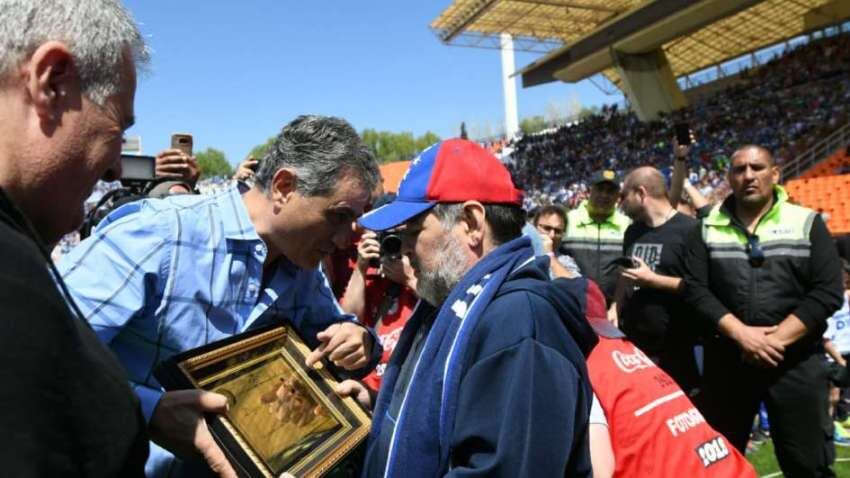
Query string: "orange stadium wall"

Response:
xmin=379 ymin=160 xmax=411 ymax=194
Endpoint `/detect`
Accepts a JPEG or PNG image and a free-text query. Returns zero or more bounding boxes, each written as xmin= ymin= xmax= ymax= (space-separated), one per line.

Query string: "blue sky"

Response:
xmin=123 ymin=1 xmax=622 ymax=165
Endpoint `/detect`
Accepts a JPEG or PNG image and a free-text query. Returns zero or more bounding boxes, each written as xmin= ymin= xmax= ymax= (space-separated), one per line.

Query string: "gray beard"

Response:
xmin=414 ymin=234 xmax=469 ymax=307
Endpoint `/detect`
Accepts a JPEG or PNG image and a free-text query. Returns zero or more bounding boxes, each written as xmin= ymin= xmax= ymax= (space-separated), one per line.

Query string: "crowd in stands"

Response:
xmin=55 ymin=32 xmax=850 ymax=261
xmin=508 ymin=31 xmax=850 ymax=209
xmin=195 ymin=175 xmax=232 ymax=195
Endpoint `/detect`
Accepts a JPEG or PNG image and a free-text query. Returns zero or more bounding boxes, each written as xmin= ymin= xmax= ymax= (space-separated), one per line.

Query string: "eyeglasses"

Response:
xmin=746 ymin=234 xmax=765 ymax=267
xmin=536 ymin=224 xmax=564 ymax=236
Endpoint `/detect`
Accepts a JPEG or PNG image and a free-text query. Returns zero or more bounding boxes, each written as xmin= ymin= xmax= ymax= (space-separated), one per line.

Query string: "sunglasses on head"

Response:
xmin=746 ymin=234 xmax=765 ymax=267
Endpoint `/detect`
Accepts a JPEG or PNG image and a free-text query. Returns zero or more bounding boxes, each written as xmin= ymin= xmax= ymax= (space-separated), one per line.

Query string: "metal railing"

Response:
xmin=784 ymin=121 xmax=850 ymax=181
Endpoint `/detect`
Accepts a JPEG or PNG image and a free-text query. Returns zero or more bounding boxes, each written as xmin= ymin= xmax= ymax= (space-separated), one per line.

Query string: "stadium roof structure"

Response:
xmin=431 ymin=0 xmax=850 ymax=90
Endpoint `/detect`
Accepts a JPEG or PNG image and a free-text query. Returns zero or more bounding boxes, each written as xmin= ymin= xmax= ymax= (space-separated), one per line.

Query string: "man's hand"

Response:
xmin=540 ymin=233 xmax=554 ymax=254
xmin=607 ymin=302 xmax=619 ymax=328
xmin=672 ymin=134 xmax=693 ymax=158
xmin=731 ymin=324 xmax=785 ymax=367
xmin=305 ymin=322 xmax=373 ymax=371
xmin=233 ymin=155 xmax=259 ymax=182
xmin=155 ymin=149 xmax=200 ymax=185
xmin=149 ymin=390 xmax=236 ymax=478
xmin=620 ymin=257 xmax=656 ymax=288
xmin=769 ymin=314 xmax=809 ymax=348
xmin=334 ymin=379 xmax=373 ymax=410
xmin=356 ymin=231 xmax=380 ymax=273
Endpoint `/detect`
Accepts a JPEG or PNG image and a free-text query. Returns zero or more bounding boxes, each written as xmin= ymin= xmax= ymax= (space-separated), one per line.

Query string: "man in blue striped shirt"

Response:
xmin=59 ymin=115 xmax=382 ymax=477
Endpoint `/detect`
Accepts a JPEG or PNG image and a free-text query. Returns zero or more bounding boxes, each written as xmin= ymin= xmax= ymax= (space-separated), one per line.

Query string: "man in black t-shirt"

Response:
xmin=614 ymin=166 xmax=701 ymax=392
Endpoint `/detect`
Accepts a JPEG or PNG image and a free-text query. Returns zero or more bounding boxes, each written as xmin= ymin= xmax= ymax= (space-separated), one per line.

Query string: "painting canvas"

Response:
xmin=155 ymin=326 xmax=371 ymax=478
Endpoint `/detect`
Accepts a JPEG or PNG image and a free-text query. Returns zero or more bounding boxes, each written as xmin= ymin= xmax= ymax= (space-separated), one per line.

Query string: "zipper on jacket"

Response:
xmin=596 ymin=224 xmax=602 ymax=280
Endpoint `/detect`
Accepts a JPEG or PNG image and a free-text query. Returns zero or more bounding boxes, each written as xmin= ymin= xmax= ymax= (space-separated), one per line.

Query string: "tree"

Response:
xmin=247 ymin=129 xmax=441 ymax=166
xmin=519 ymin=115 xmax=548 ymax=135
xmin=544 ymin=100 xmax=564 ymax=125
xmin=415 ymin=131 xmax=440 ymax=152
xmin=249 ymin=136 xmax=276 ymax=160
xmin=361 ymin=129 xmax=380 ymax=159
xmin=195 ymin=147 xmax=233 ymax=179
xmin=577 ymin=105 xmax=601 ymax=121
xmin=361 ymin=129 xmax=441 ymax=164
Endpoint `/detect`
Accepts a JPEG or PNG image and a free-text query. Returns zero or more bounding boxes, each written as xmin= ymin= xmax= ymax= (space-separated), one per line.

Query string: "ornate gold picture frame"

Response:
xmin=155 ymin=325 xmax=371 ymax=478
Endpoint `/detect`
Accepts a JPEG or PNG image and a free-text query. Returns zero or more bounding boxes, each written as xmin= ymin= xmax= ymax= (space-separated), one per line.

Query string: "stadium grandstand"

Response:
xmin=431 ymin=0 xmax=850 ymax=235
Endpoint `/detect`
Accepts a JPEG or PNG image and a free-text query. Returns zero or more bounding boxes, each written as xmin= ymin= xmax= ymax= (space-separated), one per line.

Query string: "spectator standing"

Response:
xmin=340 ymin=226 xmax=418 ymax=393
xmin=0 ymin=0 xmax=150 ymax=475
xmin=59 ymin=115 xmax=382 ymax=477
xmin=682 ymin=145 xmax=843 ymax=477
xmin=615 ymin=166 xmax=701 ymax=392
xmin=533 ymin=204 xmax=582 ymax=275
xmin=560 ymin=170 xmax=631 ymax=304
xmin=825 ymin=261 xmax=850 ymax=427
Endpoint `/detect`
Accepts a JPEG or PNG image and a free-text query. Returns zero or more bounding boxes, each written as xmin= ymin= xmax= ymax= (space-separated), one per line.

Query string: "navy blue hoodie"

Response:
xmin=363 ymin=255 xmax=596 ymax=477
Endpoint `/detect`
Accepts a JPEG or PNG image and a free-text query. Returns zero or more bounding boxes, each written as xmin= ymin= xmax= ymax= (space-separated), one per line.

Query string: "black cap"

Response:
xmin=590 ymin=169 xmax=620 ymax=186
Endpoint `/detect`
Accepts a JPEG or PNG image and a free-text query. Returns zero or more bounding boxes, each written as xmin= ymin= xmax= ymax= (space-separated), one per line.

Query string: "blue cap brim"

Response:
xmin=358 ymin=200 xmax=436 ymax=232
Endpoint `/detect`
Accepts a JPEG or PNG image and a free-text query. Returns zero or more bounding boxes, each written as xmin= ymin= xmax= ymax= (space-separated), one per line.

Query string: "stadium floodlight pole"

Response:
xmin=501 ymin=33 xmax=520 ymax=140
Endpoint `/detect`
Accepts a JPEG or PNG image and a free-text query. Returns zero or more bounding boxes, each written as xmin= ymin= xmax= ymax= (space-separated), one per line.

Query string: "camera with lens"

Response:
xmin=368 ymin=232 xmax=402 ymax=268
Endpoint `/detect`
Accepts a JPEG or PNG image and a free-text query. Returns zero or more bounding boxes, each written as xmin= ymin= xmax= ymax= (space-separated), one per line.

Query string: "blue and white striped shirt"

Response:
xmin=58 ymin=185 xmax=376 ymax=477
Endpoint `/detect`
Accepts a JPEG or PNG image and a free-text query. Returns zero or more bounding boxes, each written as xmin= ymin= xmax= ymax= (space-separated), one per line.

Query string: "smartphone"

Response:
xmin=171 ymin=133 xmax=193 ymax=156
xmin=674 ymin=123 xmax=691 ymax=146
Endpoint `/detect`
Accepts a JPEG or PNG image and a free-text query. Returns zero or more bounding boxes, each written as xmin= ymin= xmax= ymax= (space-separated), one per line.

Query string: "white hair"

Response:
xmin=0 ymin=0 xmax=149 ymax=105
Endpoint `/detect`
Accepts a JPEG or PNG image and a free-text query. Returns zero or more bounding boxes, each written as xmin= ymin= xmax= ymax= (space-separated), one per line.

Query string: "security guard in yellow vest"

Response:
xmin=683 ymin=145 xmax=843 ymax=477
xmin=559 ymin=170 xmax=630 ymax=302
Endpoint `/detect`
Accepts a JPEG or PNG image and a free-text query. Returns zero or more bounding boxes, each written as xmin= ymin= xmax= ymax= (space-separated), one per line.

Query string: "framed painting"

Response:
xmin=155 ymin=325 xmax=371 ymax=478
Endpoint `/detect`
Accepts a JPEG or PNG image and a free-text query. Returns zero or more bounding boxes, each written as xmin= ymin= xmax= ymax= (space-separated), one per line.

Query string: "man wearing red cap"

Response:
xmin=562 ymin=278 xmax=756 ymax=478
xmin=339 ymin=138 xmax=597 ymax=477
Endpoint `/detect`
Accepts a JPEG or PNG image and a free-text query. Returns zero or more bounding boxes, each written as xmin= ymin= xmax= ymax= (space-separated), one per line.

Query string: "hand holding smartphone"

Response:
xmin=171 ymin=133 xmax=193 ymax=156
xmin=673 ymin=123 xmax=692 ymax=147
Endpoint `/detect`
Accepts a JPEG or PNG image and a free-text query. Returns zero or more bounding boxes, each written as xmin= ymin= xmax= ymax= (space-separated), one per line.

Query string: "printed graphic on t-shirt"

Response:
xmin=631 ymin=243 xmax=663 ymax=270
xmin=667 ymin=407 xmax=706 ymax=437
xmin=378 ymin=327 xmax=404 ymax=368
xmin=612 ymin=345 xmax=655 ymax=373
xmin=695 ymin=436 xmax=731 ymax=468
xmin=825 ymin=296 xmax=850 ymax=355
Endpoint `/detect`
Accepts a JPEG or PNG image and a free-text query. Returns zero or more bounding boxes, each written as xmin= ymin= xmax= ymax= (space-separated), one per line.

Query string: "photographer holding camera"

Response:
xmin=340 ymin=195 xmax=418 ymax=394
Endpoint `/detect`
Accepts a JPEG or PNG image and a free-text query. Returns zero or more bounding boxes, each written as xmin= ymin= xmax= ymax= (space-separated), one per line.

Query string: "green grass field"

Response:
xmin=747 ymin=440 xmax=850 ymax=477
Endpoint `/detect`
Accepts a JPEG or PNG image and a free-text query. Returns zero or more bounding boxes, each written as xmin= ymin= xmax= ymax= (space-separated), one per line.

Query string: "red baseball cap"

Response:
xmin=358 ymin=138 xmax=523 ymax=231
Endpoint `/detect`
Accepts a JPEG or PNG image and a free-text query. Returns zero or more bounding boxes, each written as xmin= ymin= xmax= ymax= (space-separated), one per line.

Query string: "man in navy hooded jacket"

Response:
xmin=337 ymin=139 xmax=596 ymax=477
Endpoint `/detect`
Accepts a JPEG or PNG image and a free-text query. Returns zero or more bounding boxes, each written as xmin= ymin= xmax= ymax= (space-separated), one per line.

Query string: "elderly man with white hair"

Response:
xmin=0 ymin=0 xmax=150 ymax=475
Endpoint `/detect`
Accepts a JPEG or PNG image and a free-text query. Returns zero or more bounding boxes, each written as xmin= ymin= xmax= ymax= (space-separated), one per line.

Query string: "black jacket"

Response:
xmin=0 ymin=188 xmax=149 ymax=476
xmin=682 ymin=193 xmax=843 ymax=354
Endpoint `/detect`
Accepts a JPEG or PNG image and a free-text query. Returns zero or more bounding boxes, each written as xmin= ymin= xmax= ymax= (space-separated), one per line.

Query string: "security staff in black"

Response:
xmin=560 ymin=170 xmax=630 ymax=303
xmin=683 ymin=145 xmax=843 ymax=478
